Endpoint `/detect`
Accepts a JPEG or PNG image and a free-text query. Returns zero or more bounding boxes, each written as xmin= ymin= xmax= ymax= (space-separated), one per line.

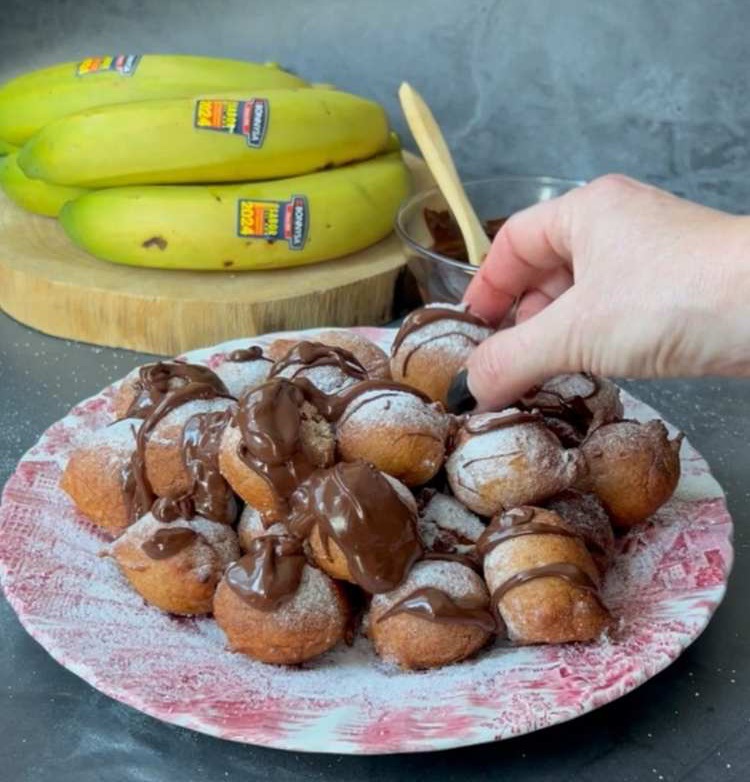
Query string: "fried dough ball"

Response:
xmin=269 ymin=340 xmax=367 ymax=395
xmin=336 ymin=386 xmax=449 ymax=486
xmin=267 ymin=332 xmax=390 ymax=380
xmin=304 ymin=470 xmax=419 ymax=586
xmin=144 ymin=398 xmax=235 ymax=498
xmin=218 ymin=381 xmax=335 ymax=523
xmin=481 ymin=507 xmax=610 ymax=644
xmin=545 ymin=489 xmax=615 ymax=573
xmin=446 ymin=409 xmax=584 ymax=516
xmin=580 ymin=420 xmax=683 ymax=527
xmin=111 ymin=512 xmax=240 ymax=615
xmin=369 ymin=560 xmax=493 ymax=669
xmin=60 ymin=418 xmax=140 ymax=535
xmin=313 ymin=330 xmax=391 ymax=379
xmin=236 ymin=503 xmax=287 ymax=552
xmin=213 ymin=346 xmax=273 ymax=398
xmin=112 ymin=361 xmax=227 ymax=420
xmin=214 ymin=550 xmax=349 ymax=665
xmin=417 ymin=490 xmax=486 ymax=558
xmin=520 ymin=373 xmax=624 ymax=446
xmin=390 ymin=304 xmax=493 ymax=404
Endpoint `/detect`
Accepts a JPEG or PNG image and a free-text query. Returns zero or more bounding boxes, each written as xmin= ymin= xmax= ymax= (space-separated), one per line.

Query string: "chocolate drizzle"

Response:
xmin=234 ymin=379 xmax=318 ymax=505
xmin=477 ymin=507 xmax=578 ymax=558
xmin=270 ymin=341 xmax=367 ymax=384
xmin=123 ymin=361 xmax=229 ymax=420
xmin=519 ymin=374 xmax=601 ymax=435
xmin=226 ymin=346 xmax=268 ymax=363
xmin=225 ymin=535 xmax=306 ymax=611
xmin=179 ymin=410 xmax=236 ymax=524
xmin=463 ymin=410 xmax=543 ymax=435
xmin=288 ymin=461 xmax=422 ymax=593
xmin=376 ymin=586 xmax=496 ymax=633
xmin=126 ymin=381 xmax=233 ymax=522
xmin=294 ymin=378 xmax=432 ymax=423
xmin=491 ymin=562 xmax=600 ymax=608
xmin=141 ymin=526 xmax=198 ymax=560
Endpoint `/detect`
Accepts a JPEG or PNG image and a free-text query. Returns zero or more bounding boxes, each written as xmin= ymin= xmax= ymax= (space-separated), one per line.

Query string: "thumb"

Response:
xmin=461 ymin=295 xmax=580 ymax=411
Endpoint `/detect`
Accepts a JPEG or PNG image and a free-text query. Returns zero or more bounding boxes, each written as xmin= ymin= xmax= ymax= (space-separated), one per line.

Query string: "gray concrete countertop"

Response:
xmin=0 ymin=309 xmax=748 ymax=782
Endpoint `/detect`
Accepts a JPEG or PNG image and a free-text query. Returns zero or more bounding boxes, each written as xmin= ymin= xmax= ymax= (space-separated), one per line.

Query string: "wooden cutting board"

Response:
xmin=0 ymin=152 xmax=431 ymax=355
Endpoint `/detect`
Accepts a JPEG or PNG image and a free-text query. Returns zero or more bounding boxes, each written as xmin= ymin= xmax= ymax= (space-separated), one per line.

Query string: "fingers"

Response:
xmin=463 ymin=195 xmax=574 ymax=326
xmin=465 ymin=293 xmax=578 ymax=410
xmin=516 ymin=268 xmax=574 ymax=323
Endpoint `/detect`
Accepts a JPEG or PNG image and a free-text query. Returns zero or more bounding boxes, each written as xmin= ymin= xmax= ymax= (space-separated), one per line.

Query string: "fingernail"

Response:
xmin=446 ymin=369 xmax=476 ymax=414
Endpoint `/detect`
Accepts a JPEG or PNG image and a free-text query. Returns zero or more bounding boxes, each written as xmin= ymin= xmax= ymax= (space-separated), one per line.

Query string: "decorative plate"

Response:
xmin=0 ymin=328 xmax=734 ymax=754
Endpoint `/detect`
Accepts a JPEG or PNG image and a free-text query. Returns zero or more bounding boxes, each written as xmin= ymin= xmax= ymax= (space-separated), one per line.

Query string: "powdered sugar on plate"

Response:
xmin=0 ymin=326 xmax=734 ymax=754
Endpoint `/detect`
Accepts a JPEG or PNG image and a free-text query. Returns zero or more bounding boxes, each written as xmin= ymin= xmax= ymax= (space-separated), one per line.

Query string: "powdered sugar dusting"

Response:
xmin=0 ymin=326 xmax=733 ymax=754
xmin=214 ymin=360 xmax=272 ymax=398
xmin=340 ymin=389 xmax=447 ymax=436
xmin=372 ymin=560 xmax=487 ymax=617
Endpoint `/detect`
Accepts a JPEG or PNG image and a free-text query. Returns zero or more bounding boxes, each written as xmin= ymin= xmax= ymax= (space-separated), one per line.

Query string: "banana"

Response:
xmin=20 ymin=89 xmax=390 ymax=187
xmin=0 ymin=55 xmax=307 ymax=145
xmin=0 ymin=152 xmax=87 ymax=217
xmin=0 ymin=138 xmax=17 ymax=156
xmin=60 ymin=152 xmax=410 ymax=271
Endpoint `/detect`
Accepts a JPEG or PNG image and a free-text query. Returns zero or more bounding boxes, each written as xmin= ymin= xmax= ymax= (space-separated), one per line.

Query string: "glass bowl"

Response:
xmin=395 ymin=176 xmax=584 ymax=304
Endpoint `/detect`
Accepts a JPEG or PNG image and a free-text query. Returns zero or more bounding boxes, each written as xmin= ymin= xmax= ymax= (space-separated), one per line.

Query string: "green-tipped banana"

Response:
xmin=0 ymin=152 xmax=87 ymax=216
xmin=0 ymin=55 xmax=307 ymax=145
xmin=20 ymin=89 xmax=390 ymax=187
xmin=0 ymin=138 xmax=17 ymax=156
xmin=60 ymin=152 xmax=410 ymax=271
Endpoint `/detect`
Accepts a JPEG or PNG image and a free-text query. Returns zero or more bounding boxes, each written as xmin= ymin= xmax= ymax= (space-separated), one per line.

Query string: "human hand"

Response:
xmin=460 ymin=174 xmax=750 ymax=410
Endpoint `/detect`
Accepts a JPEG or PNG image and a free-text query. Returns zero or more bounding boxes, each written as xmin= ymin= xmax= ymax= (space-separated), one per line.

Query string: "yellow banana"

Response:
xmin=0 ymin=55 xmax=307 ymax=145
xmin=0 ymin=152 xmax=87 ymax=217
xmin=60 ymin=152 xmax=410 ymax=271
xmin=0 ymin=139 xmax=17 ymax=156
xmin=20 ymin=89 xmax=390 ymax=187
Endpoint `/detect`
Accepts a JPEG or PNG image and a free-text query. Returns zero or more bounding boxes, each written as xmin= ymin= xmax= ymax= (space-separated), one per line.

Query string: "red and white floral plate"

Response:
xmin=0 ymin=328 xmax=734 ymax=754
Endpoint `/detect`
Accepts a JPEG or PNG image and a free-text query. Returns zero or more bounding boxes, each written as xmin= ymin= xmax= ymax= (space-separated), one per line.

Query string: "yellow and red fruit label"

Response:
xmin=76 ymin=55 xmax=140 ymax=76
xmin=194 ymin=99 xmax=269 ymax=148
xmin=237 ymin=196 xmax=308 ymax=249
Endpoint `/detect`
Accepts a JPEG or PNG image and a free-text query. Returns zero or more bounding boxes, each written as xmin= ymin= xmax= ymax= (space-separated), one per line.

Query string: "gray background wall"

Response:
xmin=1 ymin=0 xmax=749 ymax=211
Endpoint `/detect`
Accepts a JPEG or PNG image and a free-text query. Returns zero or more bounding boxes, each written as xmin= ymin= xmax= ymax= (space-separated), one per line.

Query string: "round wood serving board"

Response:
xmin=0 ymin=152 xmax=431 ymax=355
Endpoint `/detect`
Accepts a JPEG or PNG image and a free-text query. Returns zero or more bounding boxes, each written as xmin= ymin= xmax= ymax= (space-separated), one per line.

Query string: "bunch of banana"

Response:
xmin=0 ymin=153 xmax=87 ymax=216
xmin=19 ymin=89 xmax=390 ymax=186
xmin=0 ymin=54 xmax=411 ymax=271
xmin=60 ymin=151 xmax=409 ymax=271
xmin=0 ymin=55 xmax=307 ymax=145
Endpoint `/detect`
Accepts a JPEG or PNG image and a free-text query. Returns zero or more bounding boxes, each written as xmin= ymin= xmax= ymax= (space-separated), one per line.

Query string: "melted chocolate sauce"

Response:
xmin=226 ymin=346 xmax=268 ymax=363
xmin=225 ymin=535 xmax=306 ymax=611
xmin=270 ymin=341 xmax=367 ymax=383
xmin=235 ymin=379 xmax=317 ymax=505
xmin=376 ymin=586 xmax=496 ymax=633
xmin=288 ymin=461 xmax=422 ymax=594
xmin=124 ymin=361 xmax=229 ymax=420
xmin=180 ymin=410 xmax=236 ymax=524
xmin=141 ymin=526 xmax=198 ymax=560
